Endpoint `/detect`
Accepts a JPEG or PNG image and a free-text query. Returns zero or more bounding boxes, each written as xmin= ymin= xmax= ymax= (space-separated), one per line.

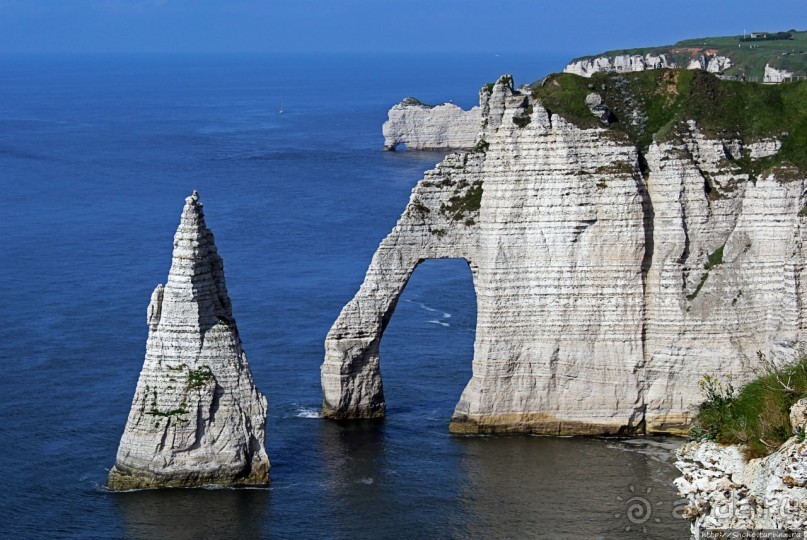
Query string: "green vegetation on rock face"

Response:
xmin=570 ymin=29 xmax=807 ymax=80
xmin=187 ymin=366 xmax=214 ymax=390
xmin=692 ymin=355 xmax=807 ymax=458
xmin=439 ymin=180 xmax=483 ymax=223
xmin=470 ymin=139 xmax=489 ymax=153
xmin=144 ymin=365 xmax=215 ymax=421
xmin=686 ymin=244 xmax=725 ymax=301
xmin=411 ymin=198 xmax=430 ymax=216
xmin=530 ymin=69 xmax=807 ymax=173
xmin=512 ymin=104 xmax=533 ymax=127
xmin=147 ymin=407 xmax=188 ymax=417
xmin=401 ymin=97 xmax=436 ymax=108
xmin=705 ymin=245 xmax=724 ymax=270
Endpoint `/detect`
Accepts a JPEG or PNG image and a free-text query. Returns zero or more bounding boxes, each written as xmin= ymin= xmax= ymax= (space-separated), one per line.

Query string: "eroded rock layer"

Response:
xmin=109 ymin=192 xmax=269 ymax=490
xmin=322 ymin=74 xmax=807 ymax=435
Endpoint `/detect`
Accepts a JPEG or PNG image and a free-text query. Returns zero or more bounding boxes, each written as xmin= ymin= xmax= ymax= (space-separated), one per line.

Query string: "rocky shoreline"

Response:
xmin=674 ymin=400 xmax=807 ymax=535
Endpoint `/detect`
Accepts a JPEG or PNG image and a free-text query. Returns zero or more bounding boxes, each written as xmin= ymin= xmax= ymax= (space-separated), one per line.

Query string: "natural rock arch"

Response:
xmin=323 ymin=74 xmax=807 ymax=436
xmin=322 ymin=254 xmax=479 ymax=420
xmin=321 ymin=145 xmax=485 ymax=421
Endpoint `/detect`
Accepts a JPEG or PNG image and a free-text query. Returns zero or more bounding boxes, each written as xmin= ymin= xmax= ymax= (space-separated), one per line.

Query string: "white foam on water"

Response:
xmin=295 ymin=406 xmax=321 ymax=419
xmin=405 ymin=298 xmax=453 ymax=324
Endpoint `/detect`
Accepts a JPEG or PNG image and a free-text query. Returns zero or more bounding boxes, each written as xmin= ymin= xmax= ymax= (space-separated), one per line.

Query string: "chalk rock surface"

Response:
xmin=564 ymin=52 xmax=732 ymax=77
xmin=108 ymin=191 xmax=270 ymax=490
xmin=322 ymin=74 xmax=807 ymax=435
xmin=382 ymin=97 xmax=482 ymax=151
xmin=585 ymin=92 xmax=612 ymax=124
xmin=686 ymin=53 xmax=732 ymax=73
xmin=564 ymin=53 xmax=673 ymax=77
xmin=675 ymin=399 xmax=807 ymax=535
xmin=764 ymin=63 xmax=795 ymax=83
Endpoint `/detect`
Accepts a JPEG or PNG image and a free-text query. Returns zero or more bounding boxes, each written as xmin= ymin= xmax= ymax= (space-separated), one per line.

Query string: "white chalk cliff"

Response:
xmin=686 ymin=53 xmax=732 ymax=73
xmin=109 ymin=192 xmax=270 ymax=490
xmin=675 ymin=399 xmax=807 ymax=534
xmin=765 ymin=63 xmax=796 ymax=83
xmin=564 ymin=52 xmax=732 ymax=78
xmin=382 ymin=97 xmax=482 ymax=151
xmin=321 ymin=74 xmax=807 ymax=435
xmin=564 ymin=53 xmax=673 ymax=77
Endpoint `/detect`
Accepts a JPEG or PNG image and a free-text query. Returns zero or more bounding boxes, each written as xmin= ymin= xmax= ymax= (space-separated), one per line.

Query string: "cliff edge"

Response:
xmin=322 ymin=70 xmax=807 ymax=436
xmin=109 ymin=192 xmax=270 ymax=490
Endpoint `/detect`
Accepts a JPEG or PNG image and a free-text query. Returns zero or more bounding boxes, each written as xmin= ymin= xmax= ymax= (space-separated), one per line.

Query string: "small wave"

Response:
xmin=428 ymin=319 xmax=451 ymax=327
xmin=605 ymin=438 xmax=680 ymax=463
xmin=405 ymin=299 xmax=453 ymax=322
xmin=93 ymin=482 xmax=111 ymax=493
xmin=295 ymin=406 xmax=321 ymax=419
xmin=356 ymin=477 xmax=374 ymax=485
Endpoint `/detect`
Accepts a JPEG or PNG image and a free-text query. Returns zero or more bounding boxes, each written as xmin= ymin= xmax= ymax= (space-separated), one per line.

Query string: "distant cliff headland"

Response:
xmin=383 ymin=30 xmax=807 ymax=154
xmin=325 ymin=35 xmax=807 ymax=436
xmin=564 ymin=29 xmax=807 ymax=82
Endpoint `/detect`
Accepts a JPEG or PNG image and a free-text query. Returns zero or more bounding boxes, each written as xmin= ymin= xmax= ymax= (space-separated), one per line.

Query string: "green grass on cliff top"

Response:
xmin=570 ymin=29 xmax=807 ymax=80
xmin=530 ymin=69 xmax=807 ymax=173
xmin=692 ymin=356 xmax=807 ymax=458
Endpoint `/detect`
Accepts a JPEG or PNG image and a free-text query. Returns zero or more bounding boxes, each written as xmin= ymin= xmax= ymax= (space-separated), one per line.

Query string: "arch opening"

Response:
xmin=378 ymin=258 xmax=477 ymax=422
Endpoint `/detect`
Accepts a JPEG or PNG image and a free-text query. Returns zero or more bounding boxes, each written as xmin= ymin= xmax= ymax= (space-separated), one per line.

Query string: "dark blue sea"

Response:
xmin=0 ymin=53 xmax=689 ymax=538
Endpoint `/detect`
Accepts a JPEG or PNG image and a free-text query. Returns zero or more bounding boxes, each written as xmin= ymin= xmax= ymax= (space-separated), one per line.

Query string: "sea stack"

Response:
xmin=108 ymin=191 xmax=269 ymax=490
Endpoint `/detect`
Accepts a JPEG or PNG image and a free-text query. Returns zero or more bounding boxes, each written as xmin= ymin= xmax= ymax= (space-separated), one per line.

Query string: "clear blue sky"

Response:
xmin=0 ymin=0 xmax=804 ymax=56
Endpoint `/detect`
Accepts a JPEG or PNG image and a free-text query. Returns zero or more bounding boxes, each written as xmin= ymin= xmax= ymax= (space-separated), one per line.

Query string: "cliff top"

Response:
xmin=399 ymin=96 xmax=436 ymax=108
xmin=570 ymin=29 xmax=807 ymax=79
xmin=529 ymin=69 xmax=807 ymax=173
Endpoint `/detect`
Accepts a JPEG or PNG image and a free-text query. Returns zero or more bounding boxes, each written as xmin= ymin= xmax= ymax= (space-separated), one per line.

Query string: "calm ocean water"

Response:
xmin=0 ymin=53 xmax=689 ymax=538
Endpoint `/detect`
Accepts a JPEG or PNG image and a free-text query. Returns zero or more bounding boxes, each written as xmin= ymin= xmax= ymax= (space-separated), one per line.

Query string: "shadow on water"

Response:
xmin=453 ymin=436 xmax=688 ymax=539
xmin=114 ymin=488 xmax=268 ymax=540
xmin=318 ymin=420 xmax=395 ymax=536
